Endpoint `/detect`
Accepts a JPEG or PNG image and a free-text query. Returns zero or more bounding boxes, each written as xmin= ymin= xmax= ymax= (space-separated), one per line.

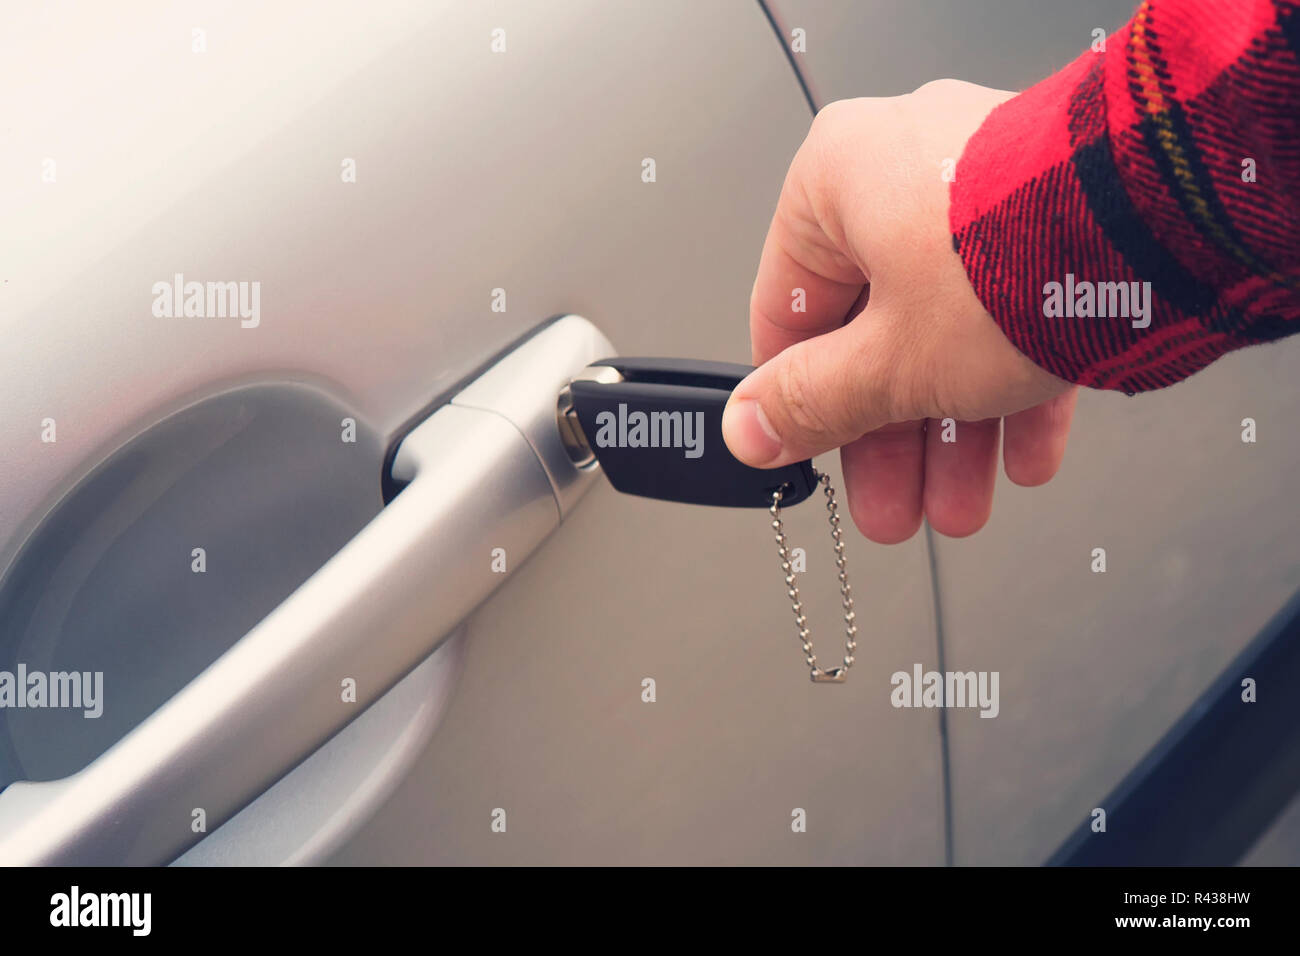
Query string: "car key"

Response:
xmin=558 ymin=357 xmax=858 ymax=682
xmin=558 ymin=357 xmax=816 ymax=507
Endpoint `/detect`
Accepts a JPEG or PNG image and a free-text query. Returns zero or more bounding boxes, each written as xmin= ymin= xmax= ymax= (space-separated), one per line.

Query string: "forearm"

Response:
xmin=950 ymin=0 xmax=1300 ymax=393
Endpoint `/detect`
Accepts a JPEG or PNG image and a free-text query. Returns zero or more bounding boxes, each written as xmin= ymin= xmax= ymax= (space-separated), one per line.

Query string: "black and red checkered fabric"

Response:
xmin=951 ymin=0 xmax=1300 ymax=392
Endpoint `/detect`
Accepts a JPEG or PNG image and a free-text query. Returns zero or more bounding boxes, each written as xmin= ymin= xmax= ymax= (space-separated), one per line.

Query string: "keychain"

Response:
xmin=559 ymin=358 xmax=857 ymax=683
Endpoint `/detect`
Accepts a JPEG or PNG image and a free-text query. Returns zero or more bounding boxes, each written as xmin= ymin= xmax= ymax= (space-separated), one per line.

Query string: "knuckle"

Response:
xmin=911 ymin=77 xmax=963 ymax=98
xmin=805 ymin=98 xmax=863 ymax=164
xmin=810 ymin=97 xmax=849 ymax=132
xmin=874 ymin=325 xmax=940 ymax=424
xmin=775 ymin=350 xmax=834 ymax=443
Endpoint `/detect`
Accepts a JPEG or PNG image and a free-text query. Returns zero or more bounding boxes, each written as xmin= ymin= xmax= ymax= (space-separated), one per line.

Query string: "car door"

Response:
xmin=1 ymin=0 xmax=944 ymax=865
xmin=12 ymin=0 xmax=1290 ymax=869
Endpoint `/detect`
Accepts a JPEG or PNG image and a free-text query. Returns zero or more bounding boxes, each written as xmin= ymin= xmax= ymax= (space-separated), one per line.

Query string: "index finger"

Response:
xmin=749 ymin=170 xmax=868 ymax=365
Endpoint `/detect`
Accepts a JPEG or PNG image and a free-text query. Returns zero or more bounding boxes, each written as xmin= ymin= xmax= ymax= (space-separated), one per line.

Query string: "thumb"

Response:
xmin=722 ymin=321 xmax=893 ymax=468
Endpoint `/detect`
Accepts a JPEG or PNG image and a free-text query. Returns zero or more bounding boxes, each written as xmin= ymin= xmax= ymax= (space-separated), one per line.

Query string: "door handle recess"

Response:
xmin=0 ymin=314 xmax=614 ymax=865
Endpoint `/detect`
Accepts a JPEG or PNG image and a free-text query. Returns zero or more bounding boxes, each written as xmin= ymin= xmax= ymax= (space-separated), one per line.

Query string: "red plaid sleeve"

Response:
xmin=950 ymin=0 xmax=1300 ymax=393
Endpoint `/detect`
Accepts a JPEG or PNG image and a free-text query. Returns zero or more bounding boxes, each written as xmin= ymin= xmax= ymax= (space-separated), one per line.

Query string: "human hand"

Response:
xmin=722 ymin=80 xmax=1078 ymax=543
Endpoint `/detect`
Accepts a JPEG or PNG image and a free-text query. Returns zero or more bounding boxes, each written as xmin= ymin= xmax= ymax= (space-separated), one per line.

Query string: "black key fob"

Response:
xmin=558 ymin=357 xmax=817 ymax=508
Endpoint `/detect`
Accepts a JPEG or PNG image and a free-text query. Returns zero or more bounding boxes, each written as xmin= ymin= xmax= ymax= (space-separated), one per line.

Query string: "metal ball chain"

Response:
xmin=770 ymin=469 xmax=858 ymax=683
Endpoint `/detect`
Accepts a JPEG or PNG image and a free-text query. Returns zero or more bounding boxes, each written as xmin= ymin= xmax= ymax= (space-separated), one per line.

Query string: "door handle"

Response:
xmin=0 ymin=314 xmax=614 ymax=865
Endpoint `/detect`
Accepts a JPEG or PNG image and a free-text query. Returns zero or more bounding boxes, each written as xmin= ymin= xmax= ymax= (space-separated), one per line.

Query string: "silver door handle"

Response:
xmin=0 ymin=314 xmax=614 ymax=865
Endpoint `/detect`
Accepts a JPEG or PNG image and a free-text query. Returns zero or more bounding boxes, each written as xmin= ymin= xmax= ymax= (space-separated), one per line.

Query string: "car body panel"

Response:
xmin=771 ymin=0 xmax=1300 ymax=864
xmin=4 ymin=0 xmax=945 ymax=865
